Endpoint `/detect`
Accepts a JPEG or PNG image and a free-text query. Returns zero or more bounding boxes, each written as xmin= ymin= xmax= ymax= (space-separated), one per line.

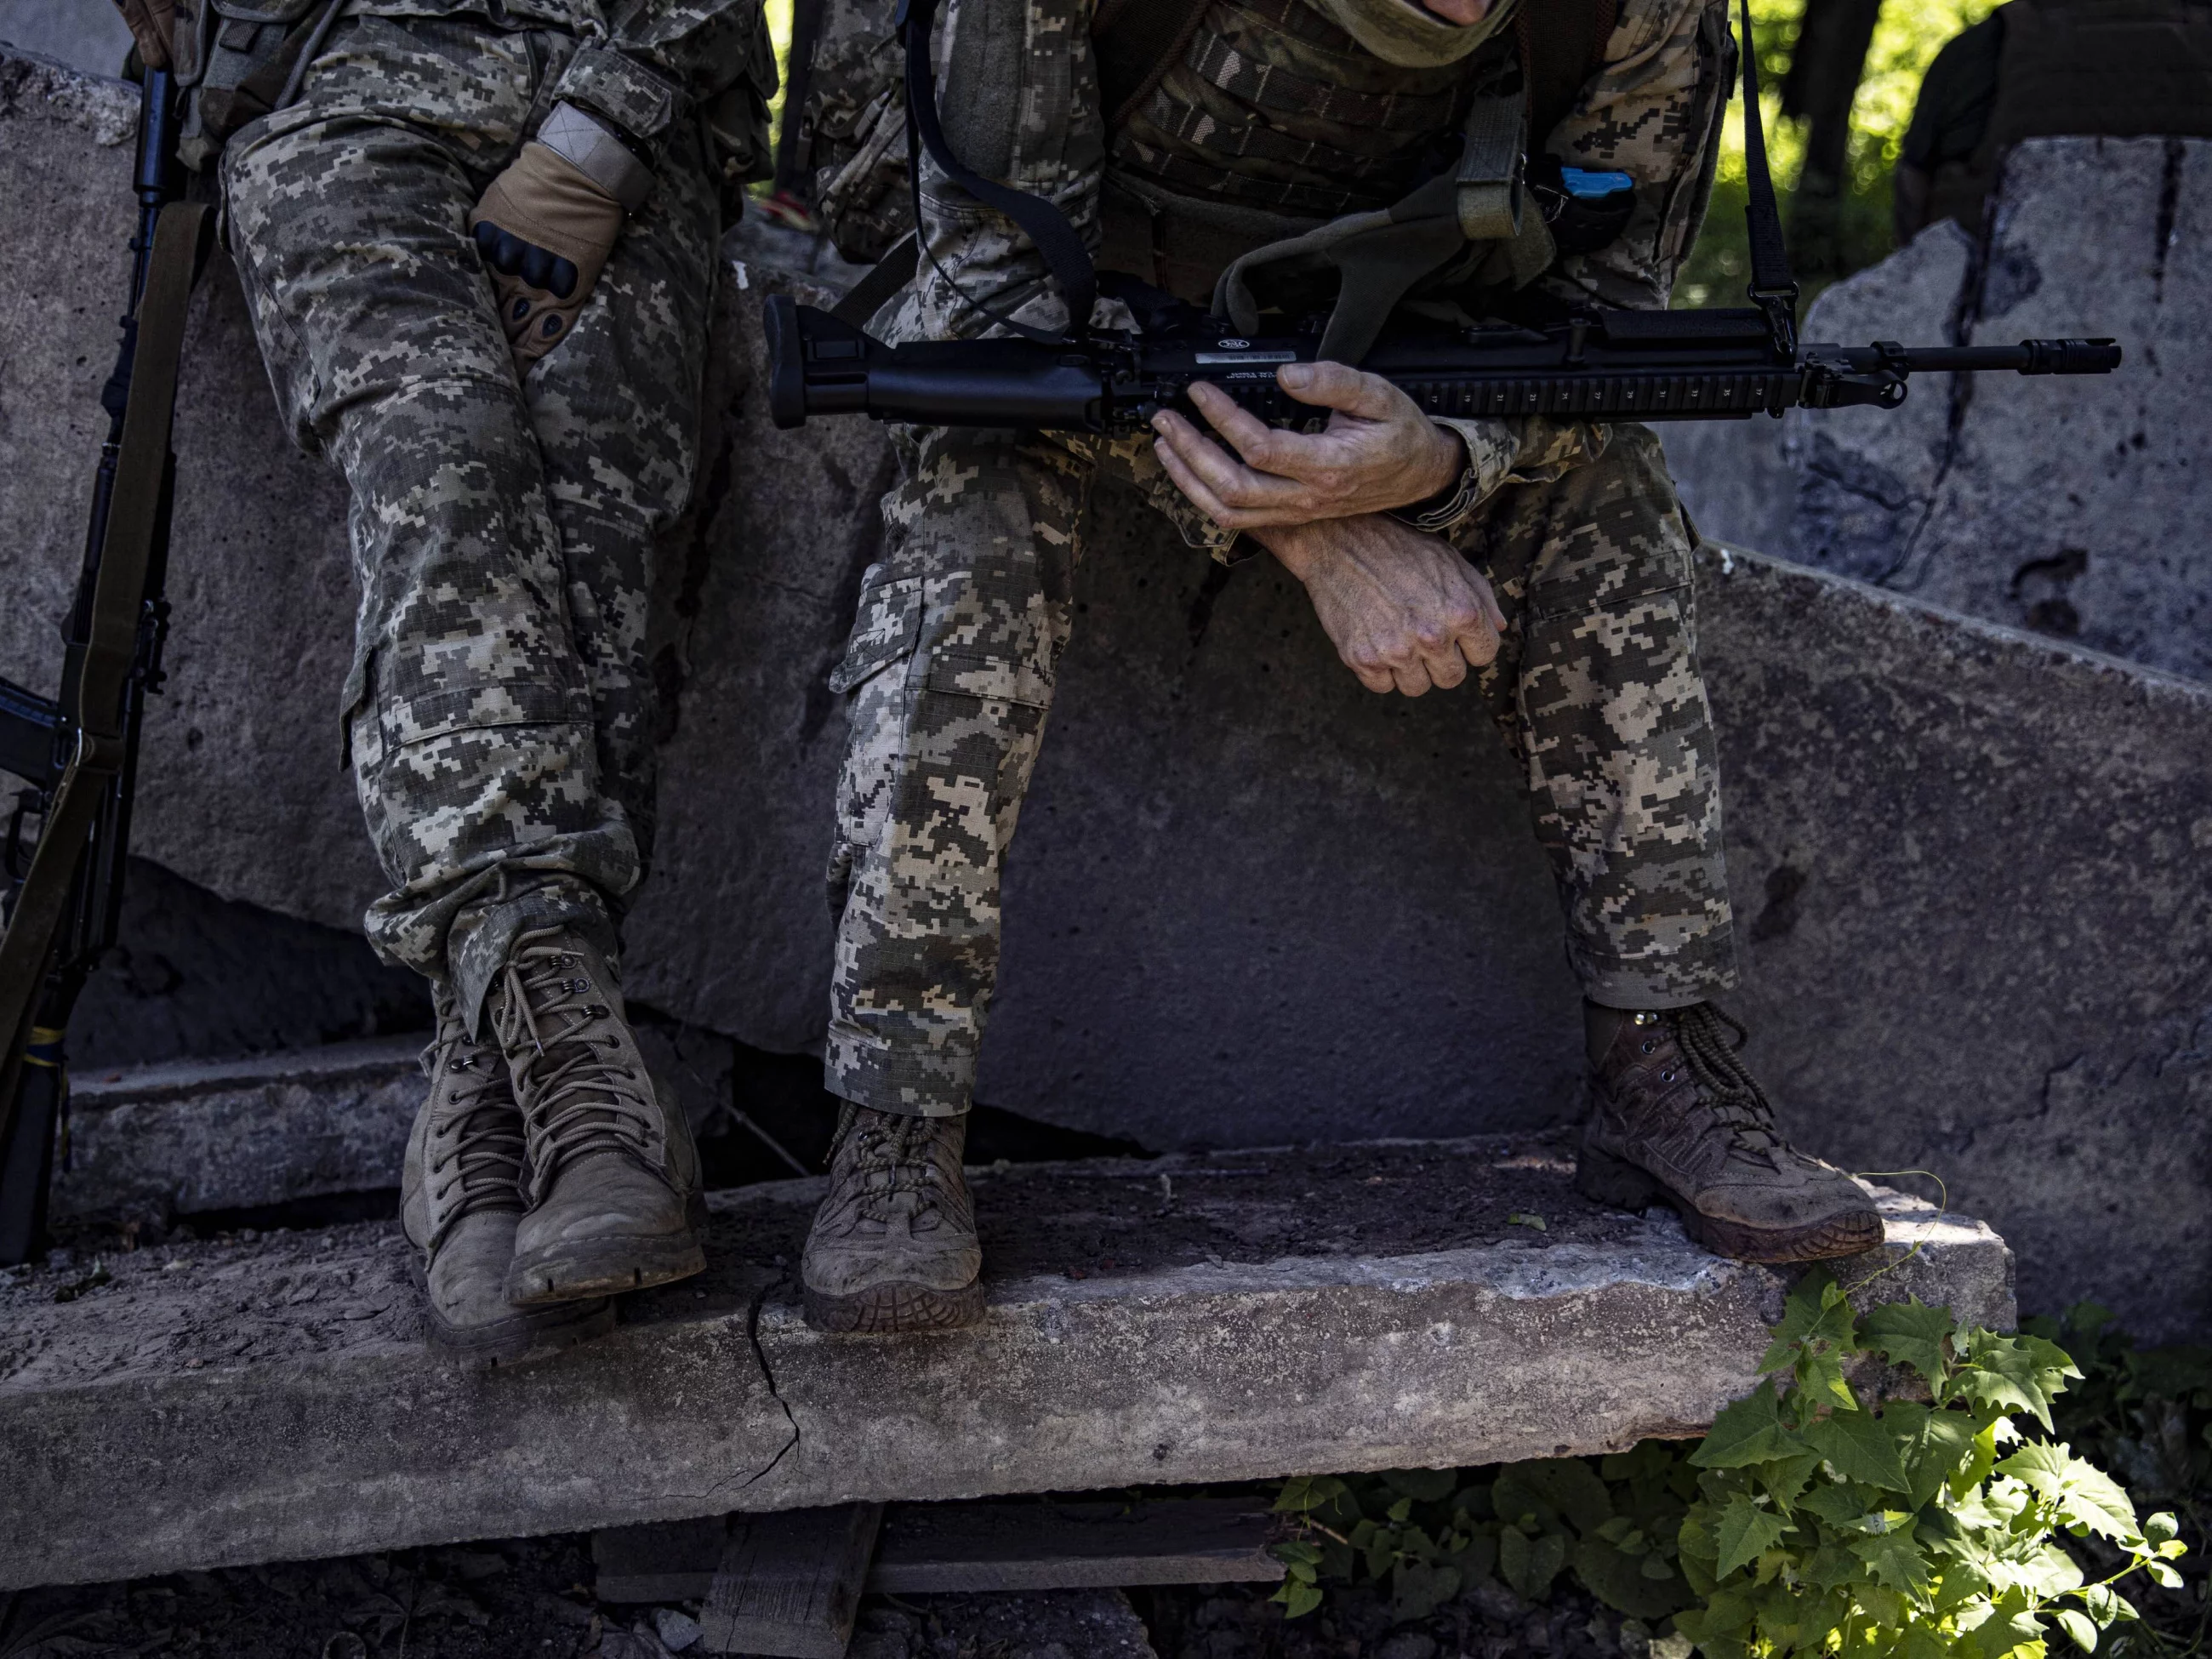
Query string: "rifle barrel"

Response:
xmin=1867 ymin=339 xmax=2123 ymax=375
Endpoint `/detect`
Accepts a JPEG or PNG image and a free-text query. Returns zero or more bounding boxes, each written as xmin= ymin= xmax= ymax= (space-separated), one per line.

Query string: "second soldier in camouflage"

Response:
xmin=800 ymin=0 xmax=1884 ymax=1331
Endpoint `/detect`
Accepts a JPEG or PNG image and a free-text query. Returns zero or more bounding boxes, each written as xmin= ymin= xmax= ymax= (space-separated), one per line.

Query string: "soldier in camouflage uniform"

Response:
xmin=113 ymin=0 xmax=773 ymax=1363
xmin=799 ymin=0 xmax=1887 ymax=1332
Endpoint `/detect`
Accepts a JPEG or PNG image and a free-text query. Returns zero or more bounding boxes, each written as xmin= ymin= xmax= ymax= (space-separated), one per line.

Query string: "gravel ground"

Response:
xmin=0 ymin=1533 xmax=1685 ymax=1659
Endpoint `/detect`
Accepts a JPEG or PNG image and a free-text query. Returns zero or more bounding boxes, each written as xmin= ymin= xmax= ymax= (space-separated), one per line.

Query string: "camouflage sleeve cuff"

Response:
xmin=551 ymin=47 xmax=687 ymax=147
xmin=1402 ymin=416 xmax=1607 ymax=536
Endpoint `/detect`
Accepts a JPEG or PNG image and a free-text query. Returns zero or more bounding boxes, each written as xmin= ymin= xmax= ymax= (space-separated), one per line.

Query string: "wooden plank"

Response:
xmin=869 ymin=1497 xmax=1284 ymax=1593
xmin=595 ymin=1515 xmax=728 ymax=1604
xmin=601 ymin=1497 xmax=1283 ymax=1605
xmin=698 ymin=1502 xmax=884 ymax=1658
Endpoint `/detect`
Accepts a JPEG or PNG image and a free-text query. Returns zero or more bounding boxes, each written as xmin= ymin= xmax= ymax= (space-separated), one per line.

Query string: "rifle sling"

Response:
xmin=0 ymin=199 xmax=205 ymax=1163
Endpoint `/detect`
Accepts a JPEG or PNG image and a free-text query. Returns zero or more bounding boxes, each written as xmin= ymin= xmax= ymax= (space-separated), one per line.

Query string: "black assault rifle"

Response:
xmin=0 ymin=68 xmax=206 ymax=1263
xmin=761 ymin=0 xmax=2119 ymax=435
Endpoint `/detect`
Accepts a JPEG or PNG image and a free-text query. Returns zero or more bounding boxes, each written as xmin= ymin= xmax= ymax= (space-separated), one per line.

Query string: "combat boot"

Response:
xmin=1576 ymin=1002 xmax=1884 ymax=1263
xmin=801 ymin=1103 xmax=983 ymax=1332
xmin=401 ymin=1001 xmax=614 ymax=1363
xmin=488 ymin=926 xmax=707 ymax=1305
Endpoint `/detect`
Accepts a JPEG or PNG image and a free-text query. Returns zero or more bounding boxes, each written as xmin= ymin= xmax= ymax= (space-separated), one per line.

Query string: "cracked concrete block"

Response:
xmin=0 ymin=1136 xmax=2011 ymax=1591
xmin=1666 ymin=138 xmax=2211 ymax=680
xmin=1890 ymin=139 xmax=2211 ymax=677
xmin=1784 ymin=221 xmax=1978 ymax=582
xmin=51 ymin=1037 xmax=421 ymax=1222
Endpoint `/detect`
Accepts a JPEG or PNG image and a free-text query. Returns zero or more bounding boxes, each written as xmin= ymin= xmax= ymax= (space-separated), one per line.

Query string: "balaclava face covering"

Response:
xmin=1303 ymin=0 xmax=1519 ymax=67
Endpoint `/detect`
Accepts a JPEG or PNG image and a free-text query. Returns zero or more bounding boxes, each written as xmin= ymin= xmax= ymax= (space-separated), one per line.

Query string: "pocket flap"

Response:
xmin=925 ymin=651 xmax=1052 ymax=709
xmin=829 ymin=574 xmax=923 ymax=694
xmin=207 ymin=0 xmax=321 ymax=22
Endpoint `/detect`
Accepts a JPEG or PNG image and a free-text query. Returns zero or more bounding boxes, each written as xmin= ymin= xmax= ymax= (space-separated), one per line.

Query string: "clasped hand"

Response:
xmin=1151 ymin=362 xmax=1506 ymax=698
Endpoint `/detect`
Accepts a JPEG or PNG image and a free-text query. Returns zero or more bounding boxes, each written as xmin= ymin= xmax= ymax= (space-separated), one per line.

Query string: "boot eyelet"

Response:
xmin=1639 ymin=1040 xmax=1656 ymax=1055
xmin=1660 ymin=1069 xmax=1676 ymax=1082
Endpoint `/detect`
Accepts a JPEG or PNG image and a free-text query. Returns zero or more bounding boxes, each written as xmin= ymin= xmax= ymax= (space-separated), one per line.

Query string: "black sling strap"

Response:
xmin=896 ymin=0 xmax=1100 ymax=338
xmin=1736 ymin=0 xmax=1800 ymax=352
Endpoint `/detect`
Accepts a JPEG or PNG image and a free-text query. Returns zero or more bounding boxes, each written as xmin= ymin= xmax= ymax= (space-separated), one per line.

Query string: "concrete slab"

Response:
xmin=52 ymin=1037 xmax=420 ymax=1223
xmin=0 ymin=1136 xmax=2010 ymax=1592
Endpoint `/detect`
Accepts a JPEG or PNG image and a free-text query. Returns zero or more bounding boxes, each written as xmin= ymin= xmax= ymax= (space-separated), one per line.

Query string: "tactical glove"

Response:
xmin=468 ymin=102 xmax=653 ymax=366
xmin=111 ymin=0 xmax=175 ymax=68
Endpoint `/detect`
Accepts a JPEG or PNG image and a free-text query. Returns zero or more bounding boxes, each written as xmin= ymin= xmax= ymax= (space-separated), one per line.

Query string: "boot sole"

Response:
xmin=1576 ymin=1143 xmax=1886 ymax=1264
xmin=803 ymin=1279 xmax=985 ymax=1334
xmin=505 ymin=1231 xmax=708 ymax=1307
xmin=409 ymin=1258 xmax=618 ymax=1368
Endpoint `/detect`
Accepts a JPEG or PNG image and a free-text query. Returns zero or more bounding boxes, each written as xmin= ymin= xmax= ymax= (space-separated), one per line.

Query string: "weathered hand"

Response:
xmin=1149 ymin=361 xmax=1465 ymax=530
xmin=111 ymin=0 xmax=175 ymax=68
xmin=1257 ymin=514 xmax=1506 ymax=697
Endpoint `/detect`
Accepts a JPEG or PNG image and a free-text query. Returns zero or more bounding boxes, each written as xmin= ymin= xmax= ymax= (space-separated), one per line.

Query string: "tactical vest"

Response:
xmin=1091 ymin=0 xmax=1612 ymax=305
xmin=1928 ymin=0 xmax=2212 ymax=231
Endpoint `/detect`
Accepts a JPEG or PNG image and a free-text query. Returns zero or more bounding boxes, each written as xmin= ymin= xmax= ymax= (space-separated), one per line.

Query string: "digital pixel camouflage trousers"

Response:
xmin=222 ymin=14 xmax=721 ymax=1028
xmin=824 ymin=424 xmax=1742 ymax=1118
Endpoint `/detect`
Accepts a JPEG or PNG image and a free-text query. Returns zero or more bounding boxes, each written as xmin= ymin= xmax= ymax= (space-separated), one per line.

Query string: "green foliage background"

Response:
xmin=1675 ymin=0 xmax=2004 ymax=308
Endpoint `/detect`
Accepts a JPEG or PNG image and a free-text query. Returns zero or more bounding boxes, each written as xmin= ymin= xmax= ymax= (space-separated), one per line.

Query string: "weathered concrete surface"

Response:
xmin=1668 ymin=138 xmax=2210 ymax=681
xmin=3 ymin=55 xmax=2204 ymax=1339
xmin=0 ymin=1137 xmax=2011 ymax=1592
xmin=51 ymin=1036 xmax=421 ymax=1223
xmin=49 ymin=1018 xmax=735 ymax=1223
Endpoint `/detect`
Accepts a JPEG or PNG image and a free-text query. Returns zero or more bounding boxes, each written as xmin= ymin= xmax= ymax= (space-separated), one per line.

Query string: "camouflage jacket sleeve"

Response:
xmin=802 ymin=0 xmax=915 ymax=262
xmin=1539 ymin=0 xmax=1736 ymax=311
xmin=553 ymin=0 xmax=782 ymax=196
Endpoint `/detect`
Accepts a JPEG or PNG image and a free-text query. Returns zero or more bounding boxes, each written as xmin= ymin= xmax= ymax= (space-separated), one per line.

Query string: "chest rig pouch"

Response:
xmin=884 ymin=0 xmax=1626 ymax=362
xmin=169 ymin=0 xmax=348 ymax=168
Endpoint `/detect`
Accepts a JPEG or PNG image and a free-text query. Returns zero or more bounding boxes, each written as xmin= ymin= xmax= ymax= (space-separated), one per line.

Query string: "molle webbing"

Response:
xmin=1109 ymin=0 xmax=1482 ymax=219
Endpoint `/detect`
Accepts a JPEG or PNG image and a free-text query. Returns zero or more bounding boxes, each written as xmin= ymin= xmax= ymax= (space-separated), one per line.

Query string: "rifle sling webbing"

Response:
xmin=0 ymin=199 xmax=205 ymax=1163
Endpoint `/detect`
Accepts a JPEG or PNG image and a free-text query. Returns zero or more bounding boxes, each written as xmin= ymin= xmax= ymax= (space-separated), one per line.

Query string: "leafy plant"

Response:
xmin=1271 ymin=1445 xmax=1700 ymax=1626
xmin=1675 ymin=1273 xmax=2187 ymax=1658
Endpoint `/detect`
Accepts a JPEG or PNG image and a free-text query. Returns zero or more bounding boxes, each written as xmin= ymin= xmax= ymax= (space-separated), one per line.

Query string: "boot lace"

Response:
xmin=493 ymin=937 xmax=659 ymax=1182
xmin=829 ymin=1104 xmax=965 ymax=1234
xmin=1670 ymin=1003 xmax=1780 ymax=1148
xmin=425 ymin=1016 xmax=527 ymax=1218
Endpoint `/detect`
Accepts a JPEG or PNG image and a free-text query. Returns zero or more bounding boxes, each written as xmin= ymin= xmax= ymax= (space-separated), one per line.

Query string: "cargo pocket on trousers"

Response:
xmin=921 ymin=650 xmax=1052 ymax=824
xmin=829 ymin=569 xmax=925 ymax=694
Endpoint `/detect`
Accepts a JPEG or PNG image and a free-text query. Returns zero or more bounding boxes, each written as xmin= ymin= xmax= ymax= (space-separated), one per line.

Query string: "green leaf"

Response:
xmin=1954 ymin=1420 xmax=2002 ymax=1497
xmin=1713 ymin=1496 xmax=1789 ymax=1581
xmin=1573 ymin=1533 xmax=1692 ymax=1620
xmin=1861 ymin=1298 xmax=1957 ymax=1383
xmin=1847 ymin=1526 xmax=1934 ymax=1597
xmin=2054 ymin=1609 xmax=2098 ymax=1653
xmin=1498 ymin=1525 xmax=1568 ymax=1601
xmin=1758 ymin=1451 xmax=1823 ymax=1514
xmin=1390 ymin=1559 xmax=1461 ymax=1622
xmin=1759 ymin=1270 xmax=1858 ymax=1374
xmin=2147 ymin=1561 xmax=2184 ymax=1589
xmin=1271 ymin=1540 xmax=1324 ymax=1569
xmin=1492 ymin=1458 xmax=1613 ymax=1536
xmin=2142 ymin=1512 xmax=2180 ymax=1545
xmin=1995 ymin=1443 xmax=2139 ymax=1542
xmin=1896 ymin=1408 xmax=1978 ymax=1509
xmin=1959 ymin=1330 xmax=2081 ymax=1431
xmin=1805 ymin=1408 xmax=1913 ymax=1493
xmin=1796 ymin=1482 xmax=1871 ymax=1527
xmin=1379 ymin=1468 xmax=1458 ymax=1504
xmin=1273 ymin=1578 xmax=1323 ymax=1618
xmin=1693 ymin=1384 xmax=1809 ymax=1469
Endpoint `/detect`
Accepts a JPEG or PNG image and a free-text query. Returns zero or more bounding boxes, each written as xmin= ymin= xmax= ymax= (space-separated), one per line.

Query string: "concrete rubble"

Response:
xmin=1667 ymin=136 xmax=2210 ymax=681
xmin=0 ymin=52 xmax=2205 ymax=1343
xmin=0 ymin=1135 xmax=2011 ymax=1592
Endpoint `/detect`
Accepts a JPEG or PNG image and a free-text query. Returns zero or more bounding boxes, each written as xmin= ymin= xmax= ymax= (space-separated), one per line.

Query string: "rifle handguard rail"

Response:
xmin=763 ymin=295 xmax=2120 ymax=435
